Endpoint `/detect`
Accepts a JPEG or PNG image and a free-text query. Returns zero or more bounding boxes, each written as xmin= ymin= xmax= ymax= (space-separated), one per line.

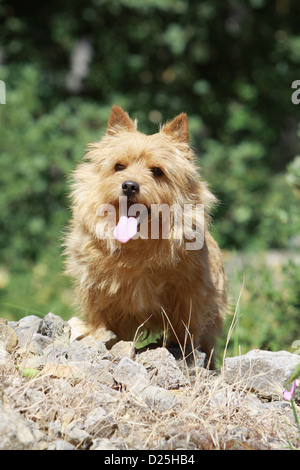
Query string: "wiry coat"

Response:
xmin=64 ymin=106 xmax=227 ymax=366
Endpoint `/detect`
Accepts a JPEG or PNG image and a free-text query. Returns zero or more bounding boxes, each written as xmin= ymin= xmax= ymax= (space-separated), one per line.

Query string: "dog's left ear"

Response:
xmin=163 ymin=113 xmax=189 ymax=143
xmin=107 ymin=105 xmax=136 ymax=135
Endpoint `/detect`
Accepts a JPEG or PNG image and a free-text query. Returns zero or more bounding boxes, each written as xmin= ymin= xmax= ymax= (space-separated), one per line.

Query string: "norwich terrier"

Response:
xmin=64 ymin=105 xmax=226 ymax=367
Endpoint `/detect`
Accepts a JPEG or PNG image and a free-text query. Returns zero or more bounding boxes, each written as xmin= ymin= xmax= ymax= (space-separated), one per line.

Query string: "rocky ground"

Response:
xmin=0 ymin=313 xmax=299 ymax=450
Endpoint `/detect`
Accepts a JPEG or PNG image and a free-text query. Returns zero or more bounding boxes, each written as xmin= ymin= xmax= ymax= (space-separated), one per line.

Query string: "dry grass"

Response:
xmin=1 ymin=286 xmax=299 ymax=450
xmin=1 ymin=348 xmax=299 ymax=450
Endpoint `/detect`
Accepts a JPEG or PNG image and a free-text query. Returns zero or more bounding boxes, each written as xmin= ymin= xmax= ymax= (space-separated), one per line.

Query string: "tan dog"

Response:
xmin=64 ymin=106 xmax=227 ymax=367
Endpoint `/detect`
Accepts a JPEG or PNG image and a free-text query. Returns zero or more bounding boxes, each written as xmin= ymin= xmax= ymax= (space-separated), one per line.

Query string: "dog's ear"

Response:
xmin=163 ymin=113 xmax=189 ymax=143
xmin=107 ymin=105 xmax=136 ymax=135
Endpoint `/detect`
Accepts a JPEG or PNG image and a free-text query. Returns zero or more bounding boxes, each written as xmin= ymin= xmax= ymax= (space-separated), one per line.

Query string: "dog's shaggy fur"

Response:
xmin=64 ymin=106 xmax=227 ymax=366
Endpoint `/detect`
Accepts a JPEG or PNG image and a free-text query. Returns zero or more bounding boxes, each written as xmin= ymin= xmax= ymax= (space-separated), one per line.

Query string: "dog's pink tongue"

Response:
xmin=114 ymin=216 xmax=138 ymax=243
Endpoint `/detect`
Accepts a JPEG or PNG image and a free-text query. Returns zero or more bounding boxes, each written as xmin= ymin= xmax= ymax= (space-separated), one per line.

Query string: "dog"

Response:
xmin=64 ymin=105 xmax=227 ymax=367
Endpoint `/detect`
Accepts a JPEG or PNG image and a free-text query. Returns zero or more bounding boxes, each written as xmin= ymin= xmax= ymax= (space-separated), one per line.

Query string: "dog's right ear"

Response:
xmin=163 ymin=113 xmax=189 ymax=144
xmin=107 ymin=105 xmax=136 ymax=135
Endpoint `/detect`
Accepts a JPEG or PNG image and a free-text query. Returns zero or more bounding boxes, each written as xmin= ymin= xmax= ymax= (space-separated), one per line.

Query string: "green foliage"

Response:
xmin=1 ymin=1 xmax=300 ymax=252
xmin=289 ymin=363 xmax=300 ymax=383
xmin=21 ymin=368 xmax=41 ymax=380
xmin=0 ymin=65 xmax=110 ymax=264
xmin=0 ymin=1 xmax=299 ymax=354
xmin=221 ymin=256 xmax=300 ymax=358
xmin=287 ymin=155 xmax=300 ymax=191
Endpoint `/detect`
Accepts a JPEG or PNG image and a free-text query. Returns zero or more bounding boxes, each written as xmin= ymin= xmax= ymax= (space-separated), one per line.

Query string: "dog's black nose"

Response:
xmin=122 ymin=180 xmax=139 ymax=198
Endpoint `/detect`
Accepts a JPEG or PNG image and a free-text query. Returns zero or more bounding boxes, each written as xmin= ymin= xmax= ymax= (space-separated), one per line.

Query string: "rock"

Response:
xmin=15 ymin=339 xmax=46 ymax=369
xmin=31 ymin=333 xmax=52 ymax=350
xmin=0 ymin=341 xmax=8 ymax=365
xmin=48 ymin=421 xmax=62 ymax=439
xmin=84 ymin=362 xmax=115 ymax=387
xmin=90 ymin=437 xmax=122 ymax=450
xmin=2 ymin=311 xmax=300 ymax=450
xmin=79 ymin=335 xmax=104 ymax=349
xmin=22 ymin=340 xmax=44 ymax=356
xmin=61 ymin=420 xmax=92 ymax=449
xmin=43 ymin=340 xmax=70 ymax=364
xmin=209 ymin=388 xmax=241 ymax=410
xmin=110 ymin=340 xmax=135 ymax=360
xmin=225 ymin=425 xmax=250 ymax=442
xmin=0 ymin=405 xmax=37 ymax=450
xmin=0 ymin=319 xmax=18 ymax=352
xmin=223 ymin=349 xmax=300 ymax=397
xmin=68 ymin=338 xmax=112 ymax=362
xmin=52 ymin=360 xmax=115 ymax=387
xmin=15 ymin=334 xmax=52 ymax=370
xmin=167 ymin=346 xmax=206 ymax=375
xmin=84 ymin=407 xmax=117 ymax=438
xmin=139 ymin=385 xmax=179 ymax=412
xmin=185 ymin=349 xmax=207 ymax=373
xmin=91 ymin=327 xmax=118 ymax=349
xmin=15 ymin=315 xmax=41 ymax=328
xmin=42 ymin=362 xmax=85 ymax=384
xmin=113 ymin=357 xmax=150 ymax=392
xmin=13 ymin=315 xmax=42 ymax=348
xmin=113 ymin=356 xmax=178 ymax=411
xmin=48 ymin=439 xmax=76 ymax=450
xmin=136 ymin=347 xmax=188 ymax=389
xmin=37 ymin=312 xmax=71 ymax=342
xmin=221 ymin=425 xmax=273 ymax=450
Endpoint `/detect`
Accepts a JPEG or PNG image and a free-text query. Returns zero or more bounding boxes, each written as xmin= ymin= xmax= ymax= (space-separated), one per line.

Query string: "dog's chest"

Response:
xmin=122 ymin=273 xmax=164 ymax=313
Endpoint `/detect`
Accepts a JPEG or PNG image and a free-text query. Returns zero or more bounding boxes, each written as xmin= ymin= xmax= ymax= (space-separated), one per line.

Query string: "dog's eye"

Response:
xmin=115 ymin=163 xmax=126 ymax=172
xmin=151 ymin=167 xmax=164 ymax=177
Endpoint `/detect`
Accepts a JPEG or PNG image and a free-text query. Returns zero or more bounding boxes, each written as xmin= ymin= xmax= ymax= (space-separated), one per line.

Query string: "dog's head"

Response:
xmin=70 ymin=106 xmax=216 ymax=251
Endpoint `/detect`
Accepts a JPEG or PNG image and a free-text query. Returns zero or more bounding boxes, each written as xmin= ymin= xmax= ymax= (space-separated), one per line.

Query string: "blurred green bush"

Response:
xmin=219 ymin=255 xmax=300 ymax=362
xmin=0 ymin=0 xmax=299 ymax=355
